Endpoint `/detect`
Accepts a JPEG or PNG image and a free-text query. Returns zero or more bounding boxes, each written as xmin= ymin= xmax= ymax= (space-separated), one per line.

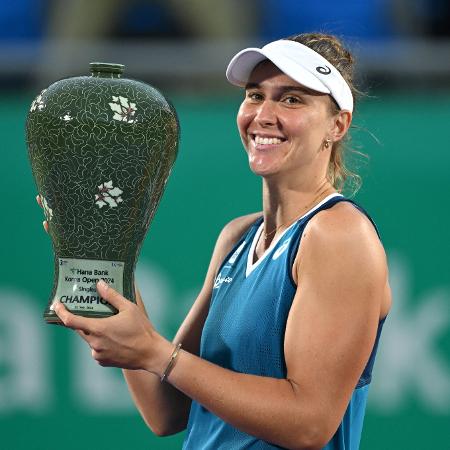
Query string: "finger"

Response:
xmin=52 ymin=300 xmax=93 ymax=333
xmin=96 ymin=280 xmax=128 ymax=311
xmin=37 ymin=194 xmax=49 ymax=233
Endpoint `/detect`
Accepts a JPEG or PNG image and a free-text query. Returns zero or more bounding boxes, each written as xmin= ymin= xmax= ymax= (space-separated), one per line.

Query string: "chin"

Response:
xmin=248 ymin=163 xmax=280 ymax=178
xmin=248 ymin=154 xmax=283 ymax=177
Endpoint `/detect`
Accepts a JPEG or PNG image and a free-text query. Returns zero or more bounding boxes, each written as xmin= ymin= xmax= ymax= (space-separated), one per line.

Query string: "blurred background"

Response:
xmin=1 ymin=1 xmax=449 ymax=449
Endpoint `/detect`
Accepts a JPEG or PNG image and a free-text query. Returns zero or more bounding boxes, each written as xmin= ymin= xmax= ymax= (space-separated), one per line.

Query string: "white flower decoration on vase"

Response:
xmin=40 ymin=194 xmax=53 ymax=221
xmin=95 ymin=181 xmax=124 ymax=208
xmin=108 ymin=95 xmax=137 ymax=123
xmin=30 ymin=89 xmax=47 ymax=112
xmin=61 ymin=112 xmax=73 ymax=121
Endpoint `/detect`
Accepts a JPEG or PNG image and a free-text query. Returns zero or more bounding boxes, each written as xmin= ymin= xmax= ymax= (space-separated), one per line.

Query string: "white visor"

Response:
xmin=226 ymin=39 xmax=353 ymax=112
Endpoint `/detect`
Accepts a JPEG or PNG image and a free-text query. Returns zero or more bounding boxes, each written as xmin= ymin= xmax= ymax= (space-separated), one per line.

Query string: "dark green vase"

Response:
xmin=26 ymin=62 xmax=179 ymax=324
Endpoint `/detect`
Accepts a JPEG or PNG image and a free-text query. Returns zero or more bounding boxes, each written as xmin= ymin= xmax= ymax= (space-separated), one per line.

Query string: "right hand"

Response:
xmin=36 ymin=194 xmax=49 ymax=233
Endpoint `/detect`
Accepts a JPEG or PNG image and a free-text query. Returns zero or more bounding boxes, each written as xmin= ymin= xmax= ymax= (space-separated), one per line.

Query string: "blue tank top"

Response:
xmin=183 ymin=194 xmax=386 ymax=450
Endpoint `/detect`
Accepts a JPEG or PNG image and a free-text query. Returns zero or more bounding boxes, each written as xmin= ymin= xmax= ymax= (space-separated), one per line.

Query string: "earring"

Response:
xmin=324 ymin=138 xmax=331 ymax=149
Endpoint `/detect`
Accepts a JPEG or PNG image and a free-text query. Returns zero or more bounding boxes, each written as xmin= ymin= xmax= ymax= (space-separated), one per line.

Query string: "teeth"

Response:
xmin=254 ymin=135 xmax=283 ymax=145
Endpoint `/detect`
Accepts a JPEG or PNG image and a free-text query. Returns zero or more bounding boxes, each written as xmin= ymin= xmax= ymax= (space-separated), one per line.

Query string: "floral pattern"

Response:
xmin=30 ymin=89 xmax=47 ymax=112
xmin=61 ymin=112 xmax=73 ymax=121
xmin=95 ymin=181 xmax=123 ymax=208
xmin=108 ymin=95 xmax=137 ymax=123
xmin=40 ymin=194 xmax=53 ymax=221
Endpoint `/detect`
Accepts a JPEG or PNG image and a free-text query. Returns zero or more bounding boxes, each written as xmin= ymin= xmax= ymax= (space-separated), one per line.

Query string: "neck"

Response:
xmin=261 ymin=176 xmax=336 ymax=239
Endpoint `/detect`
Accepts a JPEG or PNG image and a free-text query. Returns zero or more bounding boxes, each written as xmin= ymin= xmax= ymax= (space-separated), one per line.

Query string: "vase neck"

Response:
xmin=90 ymin=62 xmax=124 ymax=79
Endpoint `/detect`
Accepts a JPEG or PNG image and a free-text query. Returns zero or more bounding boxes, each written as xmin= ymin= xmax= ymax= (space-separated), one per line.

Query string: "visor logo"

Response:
xmin=316 ymin=65 xmax=331 ymax=75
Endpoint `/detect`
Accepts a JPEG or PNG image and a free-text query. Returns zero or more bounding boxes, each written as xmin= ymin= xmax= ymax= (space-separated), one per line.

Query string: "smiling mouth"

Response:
xmin=250 ymin=134 xmax=287 ymax=146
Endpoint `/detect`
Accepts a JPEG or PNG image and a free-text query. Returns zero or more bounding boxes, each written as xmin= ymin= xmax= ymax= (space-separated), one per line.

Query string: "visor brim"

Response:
xmin=226 ymin=47 xmax=331 ymax=95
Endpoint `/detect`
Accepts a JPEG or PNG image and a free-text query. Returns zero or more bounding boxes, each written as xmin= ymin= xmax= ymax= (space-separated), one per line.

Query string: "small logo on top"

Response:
xmin=213 ymin=272 xmax=233 ymax=289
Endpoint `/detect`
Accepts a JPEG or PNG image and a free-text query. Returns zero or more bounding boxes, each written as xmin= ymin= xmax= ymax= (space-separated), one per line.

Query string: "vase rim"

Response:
xmin=90 ymin=62 xmax=125 ymax=77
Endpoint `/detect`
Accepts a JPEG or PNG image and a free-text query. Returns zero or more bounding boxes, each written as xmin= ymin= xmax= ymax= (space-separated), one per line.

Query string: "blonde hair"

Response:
xmin=286 ymin=33 xmax=364 ymax=194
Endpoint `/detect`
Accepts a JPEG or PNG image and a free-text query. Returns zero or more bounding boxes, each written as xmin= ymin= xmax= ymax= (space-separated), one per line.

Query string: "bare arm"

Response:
xmin=122 ymin=287 xmax=193 ymax=436
xmin=122 ymin=213 xmax=261 ymax=435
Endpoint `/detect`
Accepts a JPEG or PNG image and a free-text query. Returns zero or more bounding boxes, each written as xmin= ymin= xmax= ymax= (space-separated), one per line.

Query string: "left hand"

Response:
xmin=52 ymin=280 xmax=162 ymax=371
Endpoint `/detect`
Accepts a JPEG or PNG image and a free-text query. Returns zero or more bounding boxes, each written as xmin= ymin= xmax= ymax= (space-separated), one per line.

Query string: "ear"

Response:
xmin=330 ymin=110 xmax=352 ymax=143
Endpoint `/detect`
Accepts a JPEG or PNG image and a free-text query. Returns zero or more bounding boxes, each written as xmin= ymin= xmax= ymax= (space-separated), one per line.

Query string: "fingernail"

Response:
xmin=98 ymin=279 xmax=108 ymax=289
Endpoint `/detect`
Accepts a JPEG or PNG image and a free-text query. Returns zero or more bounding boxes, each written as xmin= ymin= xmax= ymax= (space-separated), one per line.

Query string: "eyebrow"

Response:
xmin=245 ymin=83 xmax=317 ymax=95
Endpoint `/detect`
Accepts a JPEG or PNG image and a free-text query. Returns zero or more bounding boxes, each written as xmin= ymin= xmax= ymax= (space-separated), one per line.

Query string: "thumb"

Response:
xmin=96 ymin=280 xmax=128 ymax=311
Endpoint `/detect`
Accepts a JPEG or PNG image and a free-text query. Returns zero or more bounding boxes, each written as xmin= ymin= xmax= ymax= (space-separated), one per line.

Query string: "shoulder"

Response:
xmin=217 ymin=212 xmax=262 ymax=253
xmin=295 ymin=201 xmax=387 ymax=283
xmin=304 ymin=201 xmax=380 ymax=248
xmin=208 ymin=212 xmax=261 ymax=278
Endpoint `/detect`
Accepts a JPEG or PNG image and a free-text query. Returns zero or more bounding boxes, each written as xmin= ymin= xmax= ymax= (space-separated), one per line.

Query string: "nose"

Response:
xmin=254 ymin=100 xmax=277 ymax=127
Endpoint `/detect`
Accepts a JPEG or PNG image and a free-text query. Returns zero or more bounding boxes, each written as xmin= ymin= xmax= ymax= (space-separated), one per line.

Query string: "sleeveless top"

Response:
xmin=183 ymin=194 xmax=386 ymax=450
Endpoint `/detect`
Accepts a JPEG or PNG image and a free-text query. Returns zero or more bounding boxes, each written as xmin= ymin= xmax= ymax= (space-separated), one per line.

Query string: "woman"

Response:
xmin=49 ymin=33 xmax=391 ymax=450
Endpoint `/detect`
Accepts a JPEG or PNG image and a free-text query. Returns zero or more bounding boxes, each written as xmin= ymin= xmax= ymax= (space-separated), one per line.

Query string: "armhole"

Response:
xmin=287 ymin=229 xmax=303 ymax=288
xmin=356 ymin=316 xmax=387 ymax=388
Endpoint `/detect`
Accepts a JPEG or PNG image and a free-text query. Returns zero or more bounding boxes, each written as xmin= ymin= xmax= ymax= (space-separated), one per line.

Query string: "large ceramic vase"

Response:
xmin=26 ymin=62 xmax=179 ymax=324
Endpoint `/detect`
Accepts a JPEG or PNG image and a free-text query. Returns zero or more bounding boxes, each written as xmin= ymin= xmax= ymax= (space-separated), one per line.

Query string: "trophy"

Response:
xmin=26 ymin=62 xmax=179 ymax=324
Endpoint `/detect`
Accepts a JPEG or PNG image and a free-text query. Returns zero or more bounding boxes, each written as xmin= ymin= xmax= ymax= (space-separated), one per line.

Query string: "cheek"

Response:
xmin=236 ymin=105 xmax=253 ymax=141
xmin=287 ymin=111 xmax=329 ymax=143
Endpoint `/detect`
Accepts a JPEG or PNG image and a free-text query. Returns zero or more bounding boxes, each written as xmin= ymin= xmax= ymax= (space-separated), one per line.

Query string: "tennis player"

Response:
xmin=49 ymin=32 xmax=391 ymax=450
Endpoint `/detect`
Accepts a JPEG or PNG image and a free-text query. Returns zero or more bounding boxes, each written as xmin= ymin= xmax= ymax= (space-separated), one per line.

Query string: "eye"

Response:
xmin=282 ymin=95 xmax=302 ymax=105
xmin=245 ymin=91 xmax=264 ymax=102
